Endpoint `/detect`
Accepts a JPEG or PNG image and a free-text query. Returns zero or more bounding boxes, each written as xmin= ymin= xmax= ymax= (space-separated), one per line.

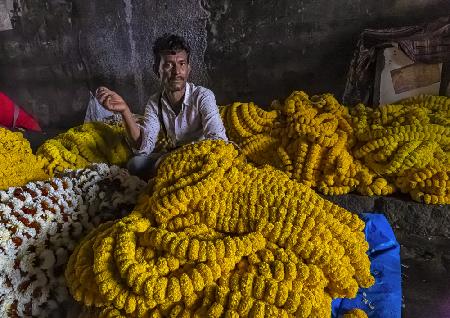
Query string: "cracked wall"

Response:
xmin=0 ymin=0 xmax=449 ymax=128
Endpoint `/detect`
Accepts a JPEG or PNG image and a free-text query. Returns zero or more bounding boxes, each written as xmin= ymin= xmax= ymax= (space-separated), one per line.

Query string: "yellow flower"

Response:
xmin=65 ymin=140 xmax=375 ymax=317
xmin=37 ymin=122 xmax=132 ymax=176
xmin=0 ymin=128 xmax=49 ymax=188
xmin=343 ymin=308 xmax=368 ymax=318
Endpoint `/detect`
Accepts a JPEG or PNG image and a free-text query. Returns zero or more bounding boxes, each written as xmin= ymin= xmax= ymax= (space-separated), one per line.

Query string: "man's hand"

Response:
xmin=95 ymin=86 xmax=129 ymax=114
xmin=96 ymin=86 xmax=141 ymax=149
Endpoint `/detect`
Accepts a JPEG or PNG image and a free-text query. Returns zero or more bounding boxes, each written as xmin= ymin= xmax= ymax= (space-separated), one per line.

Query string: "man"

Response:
xmin=96 ymin=34 xmax=228 ymax=178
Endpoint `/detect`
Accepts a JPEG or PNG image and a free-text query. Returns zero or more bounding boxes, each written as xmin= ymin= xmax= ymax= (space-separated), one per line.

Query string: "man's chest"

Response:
xmin=164 ymin=105 xmax=202 ymax=136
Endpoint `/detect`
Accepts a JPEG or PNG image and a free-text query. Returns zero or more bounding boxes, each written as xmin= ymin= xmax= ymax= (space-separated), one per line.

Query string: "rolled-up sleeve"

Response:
xmin=198 ymin=90 xmax=228 ymax=141
xmin=134 ymin=101 xmax=160 ymax=155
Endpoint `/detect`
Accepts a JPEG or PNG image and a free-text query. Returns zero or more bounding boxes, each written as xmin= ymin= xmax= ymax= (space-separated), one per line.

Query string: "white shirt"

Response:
xmin=136 ymin=82 xmax=228 ymax=155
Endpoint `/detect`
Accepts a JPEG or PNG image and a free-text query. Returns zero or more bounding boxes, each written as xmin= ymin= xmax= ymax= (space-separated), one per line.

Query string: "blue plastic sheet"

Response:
xmin=331 ymin=213 xmax=402 ymax=318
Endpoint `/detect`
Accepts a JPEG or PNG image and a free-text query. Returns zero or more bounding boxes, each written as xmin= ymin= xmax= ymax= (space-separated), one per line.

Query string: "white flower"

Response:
xmin=20 ymin=283 xmax=33 ymax=304
xmin=0 ymin=227 xmax=11 ymax=245
xmin=86 ymin=185 xmax=99 ymax=201
xmin=31 ymin=299 xmax=42 ymax=316
xmin=7 ymin=269 xmax=22 ymax=288
xmin=11 ymin=197 xmax=23 ymax=209
xmin=19 ymin=253 xmax=36 ymax=272
xmin=96 ymin=163 xmax=110 ymax=175
xmin=1 ymin=241 xmax=17 ymax=257
xmin=15 ymin=225 xmax=27 ymax=238
xmin=47 ymin=222 xmax=58 ymax=236
xmin=0 ymin=191 xmax=10 ymax=202
xmin=25 ymin=183 xmax=37 ymax=191
xmin=0 ymin=294 xmax=14 ymax=315
xmin=0 ymin=164 xmax=146 ymax=314
xmin=17 ymin=302 xmax=27 ymax=317
xmin=23 ymin=192 xmax=33 ymax=205
xmin=0 ymin=203 xmax=11 ymax=216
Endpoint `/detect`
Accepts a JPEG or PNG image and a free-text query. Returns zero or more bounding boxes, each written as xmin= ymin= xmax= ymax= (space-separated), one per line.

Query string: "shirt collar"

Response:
xmin=162 ymin=82 xmax=191 ymax=108
xmin=182 ymin=82 xmax=191 ymax=106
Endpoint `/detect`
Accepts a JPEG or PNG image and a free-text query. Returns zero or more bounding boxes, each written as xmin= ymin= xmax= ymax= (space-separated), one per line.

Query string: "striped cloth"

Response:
xmin=343 ymin=16 xmax=450 ymax=106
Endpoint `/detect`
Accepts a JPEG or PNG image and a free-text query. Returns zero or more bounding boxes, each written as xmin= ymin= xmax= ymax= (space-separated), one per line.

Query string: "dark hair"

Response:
xmin=152 ymin=34 xmax=191 ymax=76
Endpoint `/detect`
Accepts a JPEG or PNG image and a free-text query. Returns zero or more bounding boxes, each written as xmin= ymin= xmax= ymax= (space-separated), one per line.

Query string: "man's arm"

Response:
xmin=95 ymin=86 xmax=161 ymax=154
xmin=198 ymin=90 xmax=228 ymax=141
xmin=138 ymin=101 xmax=161 ymax=155
xmin=96 ymin=87 xmax=141 ymax=148
xmin=121 ymin=108 xmax=142 ymax=149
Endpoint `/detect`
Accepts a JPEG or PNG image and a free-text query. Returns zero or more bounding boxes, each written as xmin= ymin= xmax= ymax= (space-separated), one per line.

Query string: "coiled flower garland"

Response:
xmin=37 ymin=122 xmax=132 ymax=177
xmin=221 ymin=92 xmax=449 ymax=204
xmin=220 ymin=92 xmax=393 ymax=197
xmin=65 ymin=140 xmax=374 ymax=317
xmin=0 ymin=164 xmax=146 ymax=317
xmin=0 ymin=128 xmax=48 ymax=190
xmin=351 ymin=95 xmax=450 ymax=204
xmin=343 ymin=308 xmax=368 ymax=318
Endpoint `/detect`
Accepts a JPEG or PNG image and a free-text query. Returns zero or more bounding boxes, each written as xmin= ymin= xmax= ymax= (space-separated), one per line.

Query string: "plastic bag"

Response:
xmin=84 ymin=91 xmax=120 ymax=123
xmin=332 ymin=213 xmax=402 ymax=318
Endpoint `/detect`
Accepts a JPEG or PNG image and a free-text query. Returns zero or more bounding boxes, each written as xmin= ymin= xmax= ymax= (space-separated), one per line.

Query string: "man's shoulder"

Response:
xmin=148 ymin=91 xmax=160 ymax=104
xmin=189 ymin=83 xmax=215 ymax=102
xmin=144 ymin=91 xmax=160 ymax=110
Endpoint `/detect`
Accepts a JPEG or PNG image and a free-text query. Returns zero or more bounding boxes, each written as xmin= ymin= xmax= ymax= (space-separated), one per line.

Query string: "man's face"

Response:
xmin=158 ymin=50 xmax=191 ymax=92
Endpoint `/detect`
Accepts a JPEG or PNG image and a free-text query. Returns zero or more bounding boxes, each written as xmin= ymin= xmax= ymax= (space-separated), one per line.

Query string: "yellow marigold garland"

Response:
xmin=351 ymin=94 xmax=450 ymax=204
xmin=37 ymin=122 xmax=132 ymax=176
xmin=66 ymin=140 xmax=374 ymax=317
xmin=221 ymin=92 xmax=393 ymax=197
xmin=343 ymin=308 xmax=368 ymax=318
xmin=221 ymin=92 xmax=449 ymax=204
xmin=0 ymin=127 xmax=48 ymax=189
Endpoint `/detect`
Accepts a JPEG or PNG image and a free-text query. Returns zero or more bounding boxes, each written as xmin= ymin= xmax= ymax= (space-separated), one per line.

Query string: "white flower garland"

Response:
xmin=0 ymin=163 xmax=146 ymax=317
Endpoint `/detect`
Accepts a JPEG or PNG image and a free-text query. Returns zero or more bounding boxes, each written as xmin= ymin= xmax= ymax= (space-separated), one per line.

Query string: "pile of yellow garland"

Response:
xmin=0 ymin=127 xmax=48 ymax=190
xmin=65 ymin=140 xmax=374 ymax=317
xmin=221 ymin=92 xmax=449 ymax=204
xmin=343 ymin=309 xmax=368 ymax=318
xmin=351 ymin=95 xmax=450 ymax=204
xmin=36 ymin=122 xmax=131 ymax=176
xmin=220 ymin=92 xmax=393 ymax=197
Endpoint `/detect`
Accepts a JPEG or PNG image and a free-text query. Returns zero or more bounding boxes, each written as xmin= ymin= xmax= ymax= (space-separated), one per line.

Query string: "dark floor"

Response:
xmin=397 ymin=232 xmax=450 ymax=318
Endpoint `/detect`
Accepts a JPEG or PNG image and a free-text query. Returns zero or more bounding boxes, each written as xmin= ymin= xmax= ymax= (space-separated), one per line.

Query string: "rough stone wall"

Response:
xmin=0 ymin=0 xmax=210 ymax=128
xmin=74 ymin=0 xmax=209 ymax=113
xmin=324 ymin=194 xmax=450 ymax=238
xmin=202 ymin=0 xmax=450 ymax=106
xmin=0 ymin=0 xmax=449 ymax=128
xmin=0 ymin=0 xmax=86 ymax=128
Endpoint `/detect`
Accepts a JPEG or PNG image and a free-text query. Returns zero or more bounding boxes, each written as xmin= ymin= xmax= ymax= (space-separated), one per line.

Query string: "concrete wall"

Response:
xmin=0 ymin=0 xmax=449 ymax=128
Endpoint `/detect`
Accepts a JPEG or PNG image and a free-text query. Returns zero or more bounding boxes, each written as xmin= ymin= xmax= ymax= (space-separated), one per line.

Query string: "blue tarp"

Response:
xmin=331 ymin=213 xmax=402 ymax=318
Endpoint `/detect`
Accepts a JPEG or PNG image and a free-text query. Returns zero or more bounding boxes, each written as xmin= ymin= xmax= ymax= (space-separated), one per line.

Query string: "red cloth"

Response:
xmin=0 ymin=92 xmax=41 ymax=131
